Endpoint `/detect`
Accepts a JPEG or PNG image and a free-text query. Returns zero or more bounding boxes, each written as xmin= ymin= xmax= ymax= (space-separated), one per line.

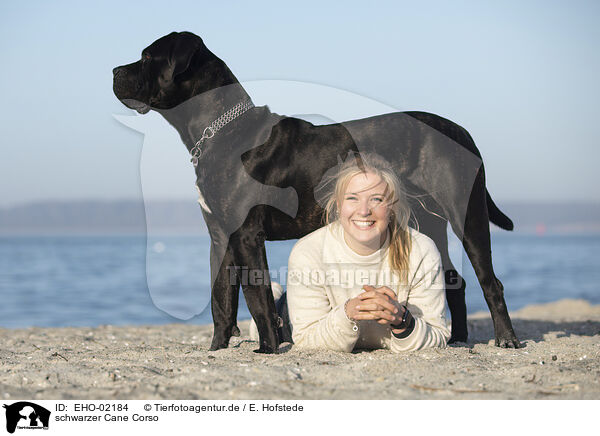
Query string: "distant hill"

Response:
xmin=498 ymin=202 xmax=600 ymax=233
xmin=0 ymin=200 xmax=207 ymax=234
xmin=0 ymin=200 xmax=598 ymax=234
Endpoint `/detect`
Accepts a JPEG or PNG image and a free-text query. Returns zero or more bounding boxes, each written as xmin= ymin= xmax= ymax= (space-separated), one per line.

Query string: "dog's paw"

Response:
xmin=253 ymin=344 xmax=278 ymax=354
xmin=209 ymin=336 xmax=230 ymax=351
xmin=495 ymin=335 xmax=522 ymax=348
xmin=448 ymin=333 xmax=468 ymax=344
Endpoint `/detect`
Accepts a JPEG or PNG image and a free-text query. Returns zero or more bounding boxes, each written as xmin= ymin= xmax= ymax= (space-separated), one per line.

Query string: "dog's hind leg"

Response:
xmin=413 ymin=206 xmax=468 ymax=343
xmin=209 ymin=243 xmax=241 ymax=351
xmin=444 ymin=267 xmax=467 ymax=344
xmin=433 ymin=224 xmax=468 ymax=344
xmin=444 ymin=168 xmax=520 ymax=348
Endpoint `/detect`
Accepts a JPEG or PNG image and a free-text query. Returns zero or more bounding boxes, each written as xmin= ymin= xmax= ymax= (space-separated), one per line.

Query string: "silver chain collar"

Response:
xmin=190 ymin=98 xmax=255 ymax=167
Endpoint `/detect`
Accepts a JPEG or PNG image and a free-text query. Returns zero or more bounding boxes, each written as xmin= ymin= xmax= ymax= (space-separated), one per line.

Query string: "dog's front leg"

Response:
xmin=231 ymin=228 xmax=279 ymax=354
xmin=209 ymin=242 xmax=242 ymax=351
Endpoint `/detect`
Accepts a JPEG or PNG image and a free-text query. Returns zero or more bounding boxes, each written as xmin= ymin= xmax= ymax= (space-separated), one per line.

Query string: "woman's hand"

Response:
xmin=351 ymin=285 xmax=400 ymax=324
xmin=344 ymin=296 xmax=366 ymax=321
xmin=352 ymin=285 xmax=412 ymax=329
xmin=345 ymin=288 xmax=392 ymax=321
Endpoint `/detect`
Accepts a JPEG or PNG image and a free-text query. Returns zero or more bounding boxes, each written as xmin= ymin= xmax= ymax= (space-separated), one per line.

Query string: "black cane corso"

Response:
xmin=113 ymin=31 xmax=520 ymax=353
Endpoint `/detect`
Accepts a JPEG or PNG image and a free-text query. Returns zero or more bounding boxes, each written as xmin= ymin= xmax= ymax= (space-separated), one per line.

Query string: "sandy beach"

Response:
xmin=1 ymin=299 xmax=598 ymax=400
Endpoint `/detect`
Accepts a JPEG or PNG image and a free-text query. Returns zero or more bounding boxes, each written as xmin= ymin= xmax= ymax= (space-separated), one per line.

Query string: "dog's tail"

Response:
xmin=487 ymin=189 xmax=514 ymax=231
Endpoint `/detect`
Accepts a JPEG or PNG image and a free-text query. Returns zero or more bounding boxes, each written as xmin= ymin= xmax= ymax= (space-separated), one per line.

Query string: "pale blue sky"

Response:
xmin=1 ymin=0 xmax=599 ymax=207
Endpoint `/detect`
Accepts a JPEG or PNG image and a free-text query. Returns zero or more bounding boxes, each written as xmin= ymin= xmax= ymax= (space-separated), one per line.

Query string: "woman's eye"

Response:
xmin=371 ymin=197 xmax=384 ymax=203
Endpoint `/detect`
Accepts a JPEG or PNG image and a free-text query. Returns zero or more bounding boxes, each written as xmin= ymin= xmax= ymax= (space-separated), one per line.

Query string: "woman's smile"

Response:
xmin=339 ymin=172 xmax=390 ymax=255
xmin=351 ymin=220 xmax=376 ymax=229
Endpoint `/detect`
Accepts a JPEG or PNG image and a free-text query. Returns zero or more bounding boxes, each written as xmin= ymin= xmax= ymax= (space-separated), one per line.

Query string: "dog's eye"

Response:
xmin=142 ymin=53 xmax=151 ymax=61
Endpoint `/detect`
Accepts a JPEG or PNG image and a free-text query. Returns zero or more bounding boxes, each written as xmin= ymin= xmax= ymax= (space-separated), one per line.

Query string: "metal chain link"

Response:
xmin=190 ymin=98 xmax=255 ymax=166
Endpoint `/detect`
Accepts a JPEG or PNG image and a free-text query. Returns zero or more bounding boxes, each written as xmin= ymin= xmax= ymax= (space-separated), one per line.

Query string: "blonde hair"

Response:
xmin=322 ymin=152 xmax=412 ymax=284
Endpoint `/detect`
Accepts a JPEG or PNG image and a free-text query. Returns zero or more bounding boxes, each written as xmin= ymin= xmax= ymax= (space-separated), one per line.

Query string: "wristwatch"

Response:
xmin=390 ymin=305 xmax=410 ymax=329
xmin=391 ymin=305 xmax=415 ymax=339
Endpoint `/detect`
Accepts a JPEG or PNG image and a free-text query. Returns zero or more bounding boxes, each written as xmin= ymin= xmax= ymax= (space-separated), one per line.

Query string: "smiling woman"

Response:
xmin=282 ymin=152 xmax=451 ymax=352
xmin=336 ymin=171 xmax=391 ymax=255
xmin=321 ymin=152 xmax=413 ymax=286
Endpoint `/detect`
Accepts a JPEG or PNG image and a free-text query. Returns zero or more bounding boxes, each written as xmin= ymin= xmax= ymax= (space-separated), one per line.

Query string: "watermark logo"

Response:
xmin=3 ymin=402 xmax=50 ymax=433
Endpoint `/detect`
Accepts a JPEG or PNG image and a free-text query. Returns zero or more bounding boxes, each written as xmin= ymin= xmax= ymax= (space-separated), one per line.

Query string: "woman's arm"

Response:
xmin=389 ymin=237 xmax=451 ymax=352
xmin=286 ymin=248 xmax=359 ymax=352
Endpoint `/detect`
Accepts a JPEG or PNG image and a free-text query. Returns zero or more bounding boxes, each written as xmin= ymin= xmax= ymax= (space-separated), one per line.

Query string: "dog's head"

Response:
xmin=113 ymin=31 xmax=236 ymax=113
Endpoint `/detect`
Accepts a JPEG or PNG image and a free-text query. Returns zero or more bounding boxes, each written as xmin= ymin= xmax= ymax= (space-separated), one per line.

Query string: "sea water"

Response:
xmin=1 ymin=233 xmax=599 ymax=328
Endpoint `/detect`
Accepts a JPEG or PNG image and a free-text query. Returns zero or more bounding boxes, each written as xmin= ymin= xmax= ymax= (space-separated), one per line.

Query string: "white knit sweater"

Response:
xmin=286 ymin=221 xmax=450 ymax=352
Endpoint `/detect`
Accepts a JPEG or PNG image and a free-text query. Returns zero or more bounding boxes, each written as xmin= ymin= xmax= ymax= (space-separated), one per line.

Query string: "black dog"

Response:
xmin=113 ymin=31 xmax=520 ymax=352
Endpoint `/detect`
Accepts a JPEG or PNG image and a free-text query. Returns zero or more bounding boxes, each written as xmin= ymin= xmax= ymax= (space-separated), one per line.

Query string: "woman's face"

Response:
xmin=338 ymin=171 xmax=391 ymax=255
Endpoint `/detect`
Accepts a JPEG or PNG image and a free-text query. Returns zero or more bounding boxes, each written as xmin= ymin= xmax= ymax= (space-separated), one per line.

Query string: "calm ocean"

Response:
xmin=1 ymin=233 xmax=599 ymax=329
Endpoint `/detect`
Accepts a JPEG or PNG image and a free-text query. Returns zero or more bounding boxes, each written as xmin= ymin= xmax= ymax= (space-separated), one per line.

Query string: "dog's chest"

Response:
xmin=194 ymin=183 xmax=212 ymax=214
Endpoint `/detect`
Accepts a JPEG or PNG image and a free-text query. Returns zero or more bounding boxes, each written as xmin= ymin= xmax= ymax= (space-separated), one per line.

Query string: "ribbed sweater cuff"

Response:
xmin=391 ymin=316 xmax=415 ymax=339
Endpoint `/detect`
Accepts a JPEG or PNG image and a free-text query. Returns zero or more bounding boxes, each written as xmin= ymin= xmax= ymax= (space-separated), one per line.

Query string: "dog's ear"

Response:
xmin=167 ymin=33 xmax=205 ymax=79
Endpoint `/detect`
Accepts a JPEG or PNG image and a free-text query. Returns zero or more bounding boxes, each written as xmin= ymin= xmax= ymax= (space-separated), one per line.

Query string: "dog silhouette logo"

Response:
xmin=2 ymin=402 xmax=50 ymax=433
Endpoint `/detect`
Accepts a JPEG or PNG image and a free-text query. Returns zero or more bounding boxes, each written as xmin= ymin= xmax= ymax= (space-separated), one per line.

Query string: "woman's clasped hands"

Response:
xmin=345 ymin=285 xmax=413 ymax=333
